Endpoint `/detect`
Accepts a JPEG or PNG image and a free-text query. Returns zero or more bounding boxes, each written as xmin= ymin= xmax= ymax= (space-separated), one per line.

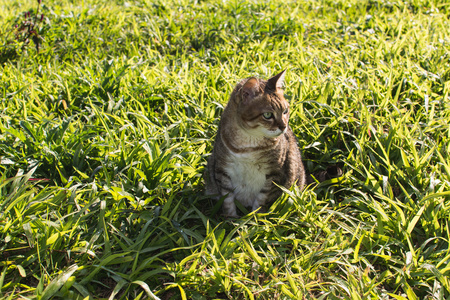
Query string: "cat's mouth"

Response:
xmin=265 ymin=128 xmax=286 ymax=138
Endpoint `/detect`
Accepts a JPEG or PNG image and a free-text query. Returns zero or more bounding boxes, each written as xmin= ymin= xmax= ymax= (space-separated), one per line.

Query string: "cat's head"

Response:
xmin=236 ymin=70 xmax=290 ymax=138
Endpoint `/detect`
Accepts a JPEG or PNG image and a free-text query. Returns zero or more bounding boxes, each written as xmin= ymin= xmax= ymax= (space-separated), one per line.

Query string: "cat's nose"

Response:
xmin=279 ymin=124 xmax=286 ymax=132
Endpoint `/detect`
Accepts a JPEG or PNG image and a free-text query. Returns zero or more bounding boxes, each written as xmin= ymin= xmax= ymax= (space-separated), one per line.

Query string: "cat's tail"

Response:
xmin=306 ymin=165 xmax=343 ymax=185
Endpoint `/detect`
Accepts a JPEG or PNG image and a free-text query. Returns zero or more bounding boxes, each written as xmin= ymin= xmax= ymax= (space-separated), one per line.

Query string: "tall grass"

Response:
xmin=1 ymin=0 xmax=449 ymax=299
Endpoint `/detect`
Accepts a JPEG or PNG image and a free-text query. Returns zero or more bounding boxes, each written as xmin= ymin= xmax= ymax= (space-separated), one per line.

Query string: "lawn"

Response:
xmin=1 ymin=0 xmax=450 ymax=299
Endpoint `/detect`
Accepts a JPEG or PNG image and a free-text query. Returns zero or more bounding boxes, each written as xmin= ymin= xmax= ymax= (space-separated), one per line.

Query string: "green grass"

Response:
xmin=1 ymin=0 xmax=450 ymax=298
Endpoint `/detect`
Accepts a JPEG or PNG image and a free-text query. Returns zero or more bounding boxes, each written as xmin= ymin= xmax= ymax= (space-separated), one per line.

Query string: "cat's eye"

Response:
xmin=262 ymin=112 xmax=273 ymax=119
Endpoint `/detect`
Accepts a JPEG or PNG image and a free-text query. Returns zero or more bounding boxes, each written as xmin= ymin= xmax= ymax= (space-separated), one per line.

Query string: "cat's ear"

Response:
xmin=241 ymin=77 xmax=260 ymax=103
xmin=267 ymin=70 xmax=286 ymax=90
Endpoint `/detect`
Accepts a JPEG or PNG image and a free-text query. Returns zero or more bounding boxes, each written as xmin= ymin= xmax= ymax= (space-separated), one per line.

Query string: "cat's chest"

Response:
xmin=224 ymin=152 xmax=269 ymax=199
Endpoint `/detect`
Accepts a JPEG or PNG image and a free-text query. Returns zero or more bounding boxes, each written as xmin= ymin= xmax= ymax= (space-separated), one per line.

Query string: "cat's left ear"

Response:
xmin=241 ymin=77 xmax=260 ymax=104
xmin=267 ymin=70 xmax=286 ymax=90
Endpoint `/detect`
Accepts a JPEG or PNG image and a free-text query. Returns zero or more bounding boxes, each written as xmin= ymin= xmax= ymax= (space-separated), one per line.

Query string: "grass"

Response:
xmin=1 ymin=0 xmax=450 ymax=298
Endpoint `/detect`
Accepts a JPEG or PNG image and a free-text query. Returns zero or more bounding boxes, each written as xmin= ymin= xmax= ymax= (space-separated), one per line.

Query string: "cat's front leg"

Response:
xmin=251 ymin=193 xmax=268 ymax=213
xmin=222 ymin=194 xmax=238 ymax=218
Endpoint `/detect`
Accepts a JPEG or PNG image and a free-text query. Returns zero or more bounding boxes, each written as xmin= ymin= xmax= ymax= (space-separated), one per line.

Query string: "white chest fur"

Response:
xmin=224 ymin=152 xmax=268 ymax=207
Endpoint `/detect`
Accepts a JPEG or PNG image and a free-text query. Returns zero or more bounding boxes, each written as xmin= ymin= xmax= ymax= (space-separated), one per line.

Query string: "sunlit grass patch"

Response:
xmin=1 ymin=0 xmax=449 ymax=299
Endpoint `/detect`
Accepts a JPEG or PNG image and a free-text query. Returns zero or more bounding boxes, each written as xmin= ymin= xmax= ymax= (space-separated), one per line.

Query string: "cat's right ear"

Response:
xmin=267 ymin=70 xmax=286 ymax=90
xmin=241 ymin=78 xmax=260 ymax=104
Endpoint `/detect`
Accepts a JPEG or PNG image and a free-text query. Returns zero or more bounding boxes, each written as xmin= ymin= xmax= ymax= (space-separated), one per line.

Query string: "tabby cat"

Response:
xmin=206 ymin=70 xmax=306 ymax=217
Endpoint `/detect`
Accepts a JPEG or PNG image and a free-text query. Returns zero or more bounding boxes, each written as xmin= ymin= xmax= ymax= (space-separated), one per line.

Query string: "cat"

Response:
xmin=206 ymin=70 xmax=306 ymax=217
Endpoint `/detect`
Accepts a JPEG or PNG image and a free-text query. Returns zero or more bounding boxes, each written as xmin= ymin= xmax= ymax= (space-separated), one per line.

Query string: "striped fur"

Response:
xmin=206 ymin=70 xmax=306 ymax=217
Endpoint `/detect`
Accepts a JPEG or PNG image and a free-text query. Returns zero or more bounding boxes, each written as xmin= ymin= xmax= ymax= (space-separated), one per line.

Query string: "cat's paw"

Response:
xmin=222 ymin=196 xmax=238 ymax=218
xmin=222 ymin=205 xmax=239 ymax=218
